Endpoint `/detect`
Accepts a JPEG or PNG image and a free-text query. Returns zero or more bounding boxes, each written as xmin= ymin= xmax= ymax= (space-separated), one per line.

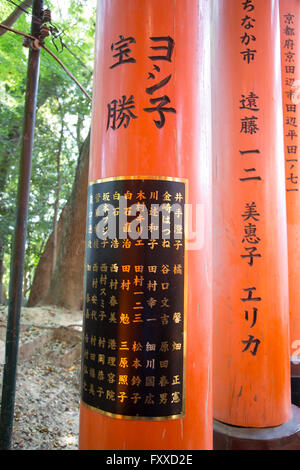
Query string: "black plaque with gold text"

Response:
xmin=81 ymin=176 xmax=187 ymax=420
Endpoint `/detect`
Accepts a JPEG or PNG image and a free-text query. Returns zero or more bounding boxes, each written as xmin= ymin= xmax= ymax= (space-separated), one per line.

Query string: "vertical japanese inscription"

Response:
xmin=282 ymin=11 xmax=299 ymax=192
xmin=107 ymin=34 xmax=176 ymax=131
xmin=238 ymin=0 xmax=262 ymax=357
xmin=81 ymin=177 xmax=186 ymax=420
xmin=240 ymin=0 xmax=257 ymax=64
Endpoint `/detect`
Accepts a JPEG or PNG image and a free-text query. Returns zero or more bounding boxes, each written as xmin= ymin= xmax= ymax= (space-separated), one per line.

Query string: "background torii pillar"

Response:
xmin=280 ymin=0 xmax=300 ymax=408
xmin=211 ymin=0 xmax=300 ymax=450
xmin=79 ymin=0 xmax=213 ymax=450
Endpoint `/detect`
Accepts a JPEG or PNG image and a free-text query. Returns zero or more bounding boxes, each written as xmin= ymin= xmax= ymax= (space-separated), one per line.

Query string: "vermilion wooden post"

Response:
xmin=279 ymin=0 xmax=300 ymax=407
xmin=212 ymin=0 xmax=291 ymax=428
xmin=79 ymin=0 xmax=212 ymax=450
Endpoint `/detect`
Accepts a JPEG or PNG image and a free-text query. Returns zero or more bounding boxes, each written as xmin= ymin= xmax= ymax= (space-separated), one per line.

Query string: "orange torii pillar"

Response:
xmin=280 ymin=0 xmax=300 ymax=408
xmin=212 ymin=0 xmax=300 ymax=450
xmin=79 ymin=0 xmax=213 ymax=450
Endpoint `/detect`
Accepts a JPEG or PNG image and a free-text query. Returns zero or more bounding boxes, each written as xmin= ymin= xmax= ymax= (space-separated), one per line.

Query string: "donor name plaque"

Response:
xmin=81 ymin=176 xmax=187 ymax=420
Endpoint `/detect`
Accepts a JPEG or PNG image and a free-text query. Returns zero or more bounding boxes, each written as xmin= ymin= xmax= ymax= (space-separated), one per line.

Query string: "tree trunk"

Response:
xmin=0 ymin=240 xmax=4 ymax=304
xmin=38 ymin=131 xmax=90 ymax=310
xmin=52 ymin=119 xmax=64 ymax=276
xmin=26 ymin=203 xmax=68 ymax=306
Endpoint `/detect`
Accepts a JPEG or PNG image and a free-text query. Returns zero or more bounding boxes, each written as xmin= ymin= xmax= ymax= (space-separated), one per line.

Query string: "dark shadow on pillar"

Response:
xmin=213 ymin=405 xmax=300 ymax=450
xmin=291 ymin=362 xmax=300 ymax=407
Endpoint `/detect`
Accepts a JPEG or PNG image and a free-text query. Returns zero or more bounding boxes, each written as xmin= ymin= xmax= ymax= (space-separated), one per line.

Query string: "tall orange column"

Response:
xmin=79 ymin=0 xmax=212 ymax=450
xmin=212 ymin=0 xmax=291 ymax=428
xmin=279 ymin=0 xmax=300 ymax=406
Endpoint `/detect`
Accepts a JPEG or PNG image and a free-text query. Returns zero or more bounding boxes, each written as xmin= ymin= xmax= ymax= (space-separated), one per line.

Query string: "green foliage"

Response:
xmin=0 ymin=0 xmax=96 ymax=299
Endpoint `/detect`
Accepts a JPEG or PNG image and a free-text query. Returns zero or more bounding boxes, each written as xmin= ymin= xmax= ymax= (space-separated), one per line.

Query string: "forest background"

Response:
xmin=0 ymin=0 xmax=96 ymax=311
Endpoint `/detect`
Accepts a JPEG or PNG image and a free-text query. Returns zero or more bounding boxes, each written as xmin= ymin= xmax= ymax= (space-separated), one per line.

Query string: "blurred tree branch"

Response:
xmin=0 ymin=0 xmax=33 ymax=36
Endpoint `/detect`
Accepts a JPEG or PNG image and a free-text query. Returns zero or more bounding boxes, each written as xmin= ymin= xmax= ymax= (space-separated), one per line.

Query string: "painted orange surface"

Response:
xmin=279 ymin=0 xmax=300 ymax=361
xmin=212 ymin=0 xmax=291 ymax=427
xmin=79 ymin=0 xmax=212 ymax=450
